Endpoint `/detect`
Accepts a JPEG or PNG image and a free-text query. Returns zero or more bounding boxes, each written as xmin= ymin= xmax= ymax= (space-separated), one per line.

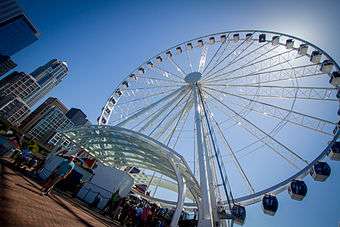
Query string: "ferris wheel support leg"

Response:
xmin=193 ymin=84 xmax=214 ymax=227
xmin=169 ymin=156 xmax=187 ymax=227
xmin=202 ymin=127 xmax=219 ymax=225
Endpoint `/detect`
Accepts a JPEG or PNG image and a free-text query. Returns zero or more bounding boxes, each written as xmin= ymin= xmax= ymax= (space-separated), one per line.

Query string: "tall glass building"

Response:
xmin=0 ymin=0 xmax=39 ymax=57
xmin=25 ymin=59 xmax=69 ymax=107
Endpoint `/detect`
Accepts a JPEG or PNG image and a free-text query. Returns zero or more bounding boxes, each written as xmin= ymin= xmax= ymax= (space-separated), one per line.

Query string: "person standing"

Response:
xmin=102 ymin=190 xmax=120 ymax=216
xmin=41 ymin=155 xmax=76 ymax=195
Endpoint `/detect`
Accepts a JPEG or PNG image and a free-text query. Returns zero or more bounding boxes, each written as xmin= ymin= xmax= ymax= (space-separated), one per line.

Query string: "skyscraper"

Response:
xmin=0 ymin=0 xmax=39 ymax=56
xmin=20 ymin=97 xmax=68 ymax=133
xmin=66 ymin=108 xmax=88 ymax=126
xmin=0 ymin=95 xmax=30 ymax=126
xmin=25 ymin=59 xmax=69 ymax=107
xmin=0 ymin=71 xmax=40 ymax=100
xmin=0 ymin=55 xmax=17 ymax=76
xmin=27 ymin=106 xmax=74 ymax=144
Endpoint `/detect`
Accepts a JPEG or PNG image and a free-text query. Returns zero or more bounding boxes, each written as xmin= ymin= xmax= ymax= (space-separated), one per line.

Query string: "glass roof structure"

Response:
xmin=58 ymin=125 xmax=200 ymax=207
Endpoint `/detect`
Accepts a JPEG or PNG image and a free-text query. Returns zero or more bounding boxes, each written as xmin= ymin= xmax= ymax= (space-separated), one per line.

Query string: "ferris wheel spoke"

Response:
xmin=136 ymin=75 xmax=185 ymax=84
xmin=205 ymin=62 xmax=320 ymax=85
xmin=148 ymin=89 xmax=192 ymax=137
xmin=168 ymin=57 xmax=187 ymax=77
xmin=204 ymin=48 xmax=297 ymax=83
xmin=137 ymin=88 xmax=189 ymax=133
xmin=204 ymin=40 xmax=256 ymax=80
xmin=203 ymin=35 xmax=232 ymax=76
xmin=206 ymin=84 xmax=337 ymax=101
xmin=165 ymin=98 xmax=193 ymax=147
xmin=202 ymin=36 xmax=252 ymax=79
xmin=203 ymin=86 xmax=336 ymax=135
xmin=185 ymin=50 xmax=194 ymax=72
xmin=198 ymin=45 xmax=209 ymax=73
xmin=156 ymin=93 xmax=193 ymax=144
xmin=211 ymin=41 xmax=260 ymax=75
xmin=116 ymin=86 xmax=186 ymax=127
xmin=117 ymin=87 xmax=181 ymax=105
xmin=227 ymin=42 xmax=269 ymax=67
xmin=203 ymin=89 xmax=309 ymax=168
xmin=126 ymin=84 xmax=182 ymax=91
xmin=227 ymin=95 xmax=334 ymax=136
xmin=201 ymin=40 xmax=225 ymax=75
xmin=212 ymin=118 xmax=256 ymax=194
xmin=170 ymin=100 xmax=193 ymax=150
xmin=130 ymin=93 xmax=186 ymax=132
xmin=152 ymin=65 xmax=185 ymax=81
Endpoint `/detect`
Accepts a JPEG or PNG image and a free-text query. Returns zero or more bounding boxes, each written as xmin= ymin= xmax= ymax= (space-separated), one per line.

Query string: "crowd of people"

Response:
xmin=98 ymin=191 xmax=197 ymax=227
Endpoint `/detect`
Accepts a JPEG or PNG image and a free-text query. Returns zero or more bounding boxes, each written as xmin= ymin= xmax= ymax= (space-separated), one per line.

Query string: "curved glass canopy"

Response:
xmin=58 ymin=125 xmax=200 ymax=207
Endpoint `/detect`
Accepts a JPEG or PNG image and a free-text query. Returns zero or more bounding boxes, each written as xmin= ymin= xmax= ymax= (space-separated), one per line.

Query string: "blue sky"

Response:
xmin=12 ymin=0 xmax=340 ymax=226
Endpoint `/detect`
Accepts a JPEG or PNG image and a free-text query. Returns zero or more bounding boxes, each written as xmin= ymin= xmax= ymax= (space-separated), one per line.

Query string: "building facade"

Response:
xmin=0 ymin=55 xmax=17 ymax=76
xmin=0 ymin=71 xmax=40 ymax=100
xmin=25 ymin=59 xmax=68 ymax=107
xmin=20 ymin=97 xmax=68 ymax=133
xmin=66 ymin=108 xmax=88 ymax=126
xmin=27 ymin=106 xmax=74 ymax=144
xmin=0 ymin=95 xmax=30 ymax=126
xmin=0 ymin=0 xmax=39 ymax=57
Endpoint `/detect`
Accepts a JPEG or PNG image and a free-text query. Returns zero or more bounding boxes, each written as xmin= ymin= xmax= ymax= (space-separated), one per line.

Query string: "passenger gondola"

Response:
xmin=286 ymin=39 xmax=294 ymax=49
xmin=231 ymin=204 xmax=246 ymax=225
xmin=262 ymin=194 xmax=278 ymax=216
xmin=329 ymin=141 xmax=340 ymax=160
xmin=310 ymin=161 xmax=331 ymax=182
xmin=288 ymin=180 xmax=307 ymax=201
xmin=233 ymin=33 xmax=240 ymax=42
xmin=259 ymin=34 xmax=266 ymax=43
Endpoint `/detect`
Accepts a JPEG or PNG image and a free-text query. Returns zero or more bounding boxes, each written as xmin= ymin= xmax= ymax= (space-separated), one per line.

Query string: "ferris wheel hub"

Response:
xmin=185 ymin=71 xmax=202 ymax=84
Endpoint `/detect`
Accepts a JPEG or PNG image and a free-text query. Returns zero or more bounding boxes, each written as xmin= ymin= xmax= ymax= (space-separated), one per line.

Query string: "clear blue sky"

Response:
xmin=13 ymin=0 xmax=340 ymax=226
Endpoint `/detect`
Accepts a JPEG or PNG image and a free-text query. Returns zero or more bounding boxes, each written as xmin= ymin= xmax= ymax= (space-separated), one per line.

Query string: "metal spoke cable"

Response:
xmin=203 ymin=31 xmax=256 ymax=79
xmin=204 ymin=40 xmax=256 ymax=80
xmin=117 ymin=87 xmax=182 ymax=105
xmin=136 ymin=74 xmax=186 ymax=84
xmin=203 ymin=36 xmax=252 ymax=79
xmin=203 ymin=89 xmax=309 ymax=167
xmin=197 ymin=86 xmax=235 ymax=211
xmin=185 ymin=49 xmax=194 ymax=72
xmin=204 ymin=92 xmax=302 ymax=170
xmin=165 ymin=92 xmax=194 ymax=146
xmin=125 ymin=84 xmax=182 ymax=91
xmin=202 ymin=36 xmax=232 ymax=77
xmin=198 ymin=45 xmax=208 ymax=73
xmin=117 ymin=86 xmax=185 ymax=127
xmin=152 ymin=65 xmax=186 ymax=81
xmin=222 ymin=42 xmax=269 ymax=70
xmin=204 ymin=62 xmax=319 ymax=85
xmin=203 ymin=48 xmax=295 ymax=83
xmin=171 ymin=101 xmax=193 ymax=149
xmin=153 ymin=96 xmax=192 ymax=142
xmin=201 ymin=39 xmax=225 ymax=75
xmin=204 ymin=84 xmax=337 ymax=101
xmin=203 ymin=86 xmax=336 ymax=133
xmin=148 ymin=89 xmax=192 ymax=137
xmin=138 ymin=89 xmax=189 ymax=133
xmin=212 ymin=117 xmax=256 ymax=194
xmin=168 ymin=57 xmax=187 ymax=77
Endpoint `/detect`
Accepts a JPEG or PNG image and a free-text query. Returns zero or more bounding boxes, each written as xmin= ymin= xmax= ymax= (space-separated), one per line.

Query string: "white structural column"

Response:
xmin=193 ymin=84 xmax=213 ymax=226
xmin=169 ymin=156 xmax=187 ymax=227
xmin=202 ymin=128 xmax=219 ymax=224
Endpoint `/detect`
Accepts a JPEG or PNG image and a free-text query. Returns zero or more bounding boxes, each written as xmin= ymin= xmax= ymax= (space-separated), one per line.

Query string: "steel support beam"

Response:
xmin=193 ymin=84 xmax=214 ymax=227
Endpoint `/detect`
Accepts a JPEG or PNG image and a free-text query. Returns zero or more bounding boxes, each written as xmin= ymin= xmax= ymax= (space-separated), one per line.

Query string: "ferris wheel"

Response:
xmin=98 ymin=30 xmax=340 ymax=225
